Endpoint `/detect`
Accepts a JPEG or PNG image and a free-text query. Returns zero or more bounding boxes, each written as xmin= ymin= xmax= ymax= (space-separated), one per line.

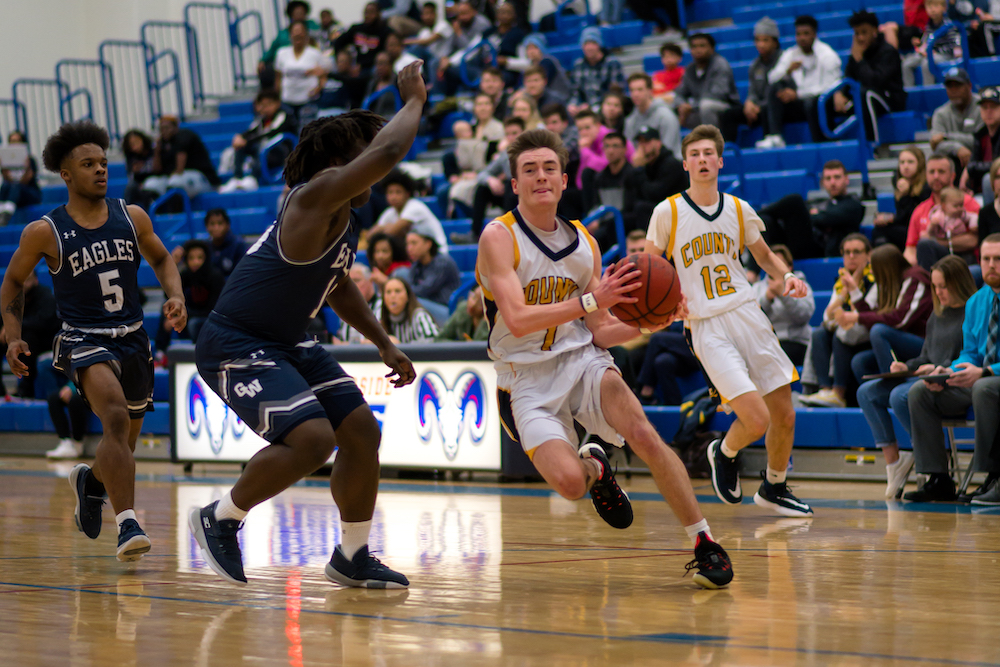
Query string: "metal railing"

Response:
xmin=927 ymin=21 xmax=973 ymax=84
xmin=12 ymin=79 xmax=70 ymax=153
xmin=99 ymin=40 xmax=159 ymax=135
xmin=142 ymin=21 xmax=205 ymax=113
xmin=185 ymin=2 xmax=242 ymax=99
xmin=817 ymin=77 xmax=872 ymax=189
xmin=55 ymin=59 xmax=119 ymax=142
xmin=230 ymin=8 xmax=265 ymax=89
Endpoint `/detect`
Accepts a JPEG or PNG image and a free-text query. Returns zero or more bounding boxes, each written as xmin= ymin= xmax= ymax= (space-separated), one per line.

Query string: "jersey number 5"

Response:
xmin=700 ymin=265 xmax=736 ymax=301
xmin=99 ymin=269 xmax=124 ymax=312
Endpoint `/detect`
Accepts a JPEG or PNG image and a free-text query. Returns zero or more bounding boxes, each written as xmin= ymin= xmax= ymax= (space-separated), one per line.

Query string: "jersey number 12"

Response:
xmin=700 ymin=265 xmax=736 ymax=300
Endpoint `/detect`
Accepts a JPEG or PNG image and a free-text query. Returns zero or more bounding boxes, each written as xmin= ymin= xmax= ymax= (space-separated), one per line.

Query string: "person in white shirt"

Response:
xmin=371 ymin=169 xmax=449 ymax=253
xmin=758 ymin=15 xmax=843 ymax=148
xmin=275 ymin=20 xmax=330 ymax=126
xmin=406 ymin=2 xmax=453 ymax=61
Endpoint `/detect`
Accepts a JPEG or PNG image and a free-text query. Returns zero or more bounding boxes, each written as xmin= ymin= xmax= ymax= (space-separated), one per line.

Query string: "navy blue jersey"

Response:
xmin=44 ymin=199 xmax=144 ymax=329
xmin=213 ymin=186 xmax=359 ymax=346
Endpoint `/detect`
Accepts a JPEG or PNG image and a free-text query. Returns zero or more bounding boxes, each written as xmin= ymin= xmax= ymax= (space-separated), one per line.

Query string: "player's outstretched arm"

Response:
xmin=478 ymin=224 xmax=641 ymax=338
xmin=129 ymin=205 xmax=187 ymax=333
xmin=325 ymin=275 xmax=415 ymax=387
xmin=747 ymin=237 xmax=808 ymax=298
xmin=1 ymin=221 xmax=57 ymax=377
xmin=290 ymin=61 xmax=427 ymax=219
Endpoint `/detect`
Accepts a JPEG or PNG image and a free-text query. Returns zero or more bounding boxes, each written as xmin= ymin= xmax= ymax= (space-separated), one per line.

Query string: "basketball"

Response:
xmin=609 ymin=253 xmax=682 ymax=328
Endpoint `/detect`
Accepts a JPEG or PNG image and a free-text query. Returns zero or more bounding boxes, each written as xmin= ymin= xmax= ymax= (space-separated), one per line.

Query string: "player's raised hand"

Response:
xmin=783 ymin=274 xmax=808 ymax=298
xmin=594 ymin=261 xmax=641 ymax=308
xmin=398 ymin=60 xmax=427 ymax=107
xmin=380 ymin=344 xmax=416 ymax=388
xmin=5 ymin=338 xmax=31 ymax=378
xmin=163 ymin=296 xmax=188 ymax=333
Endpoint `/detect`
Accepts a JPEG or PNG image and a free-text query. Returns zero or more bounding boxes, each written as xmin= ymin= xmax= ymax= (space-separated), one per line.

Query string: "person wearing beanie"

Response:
xmin=721 ymin=17 xmax=782 ymax=142
xmin=505 ymin=32 xmax=573 ymax=102
xmin=568 ymin=27 xmax=624 ymax=115
xmin=673 ymin=32 xmax=740 ymax=130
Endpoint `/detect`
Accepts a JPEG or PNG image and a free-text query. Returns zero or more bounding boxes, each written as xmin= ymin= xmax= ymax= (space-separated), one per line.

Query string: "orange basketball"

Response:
xmin=608 ymin=253 xmax=682 ymax=328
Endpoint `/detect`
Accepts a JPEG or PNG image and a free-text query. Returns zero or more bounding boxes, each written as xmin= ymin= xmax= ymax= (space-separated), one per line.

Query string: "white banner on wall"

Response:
xmin=173 ymin=360 xmax=502 ymax=470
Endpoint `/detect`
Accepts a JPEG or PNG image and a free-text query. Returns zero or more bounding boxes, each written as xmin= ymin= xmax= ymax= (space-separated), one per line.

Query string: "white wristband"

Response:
xmin=580 ymin=293 xmax=599 ymax=313
xmin=639 ymin=327 xmax=653 ymax=334
xmin=783 ymin=272 xmax=795 ymax=282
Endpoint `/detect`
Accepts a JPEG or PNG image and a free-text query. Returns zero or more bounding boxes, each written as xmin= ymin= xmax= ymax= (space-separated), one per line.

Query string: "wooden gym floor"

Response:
xmin=0 ymin=457 xmax=998 ymax=667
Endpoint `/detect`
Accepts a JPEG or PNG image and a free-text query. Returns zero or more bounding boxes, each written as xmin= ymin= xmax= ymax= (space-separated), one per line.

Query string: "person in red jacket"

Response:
xmin=833 ymin=244 xmax=934 ymax=381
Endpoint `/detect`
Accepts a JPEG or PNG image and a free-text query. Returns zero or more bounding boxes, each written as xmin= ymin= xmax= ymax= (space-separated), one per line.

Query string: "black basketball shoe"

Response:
xmin=707 ymin=438 xmax=743 ymax=505
xmin=685 ymin=532 xmax=734 ymax=589
xmin=69 ymin=463 xmax=105 ymax=539
xmin=116 ymin=519 xmax=151 ymax=562
xmin=579 ymin=443 xmax=633 ymax=529
xmin=753 ymin=472 xmax=814 ymax=517
xmin=902 ymin=473 xmax=958 ymax=503
xmin=325 ymin=545 xmax=410 ymax=589
xmin=189 ymin=501 xmax=247 ymax=586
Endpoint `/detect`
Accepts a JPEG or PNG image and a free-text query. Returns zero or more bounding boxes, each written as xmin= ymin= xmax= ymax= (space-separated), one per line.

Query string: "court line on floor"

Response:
xmin=0 ymin=578 xmax=994 ymax=667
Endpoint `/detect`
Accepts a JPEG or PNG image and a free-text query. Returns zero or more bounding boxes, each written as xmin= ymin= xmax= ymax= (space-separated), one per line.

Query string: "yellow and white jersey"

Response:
xmin=647 ymin=191 xmax=765 ymax=321
xmin=477 ymin=208 xmax=597 ymax=369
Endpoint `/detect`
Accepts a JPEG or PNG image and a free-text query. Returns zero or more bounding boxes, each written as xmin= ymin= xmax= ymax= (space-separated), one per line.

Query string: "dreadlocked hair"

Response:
xmin=284 ymin=110 xmax=387 ymax=186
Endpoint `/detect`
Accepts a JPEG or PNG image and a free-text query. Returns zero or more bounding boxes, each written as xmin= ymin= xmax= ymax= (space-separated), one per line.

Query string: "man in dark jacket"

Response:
xmin=624 ymin=126 xmax=688 ymax=235
xmin=582 ymin=131 xmax=635 ymax=251
xmin=220 ymin=90 xmax=298 ymax=192
xmin=204 ymin=209 xmax=247 ymax=279
xmin=0 ymin=271 xmax=59 ymax=398
xmin=333 ymin=2 xmax=393 ymax=75
xmin=832 ymin=10 xmax=906 ymax=145
xmin=961 ymin=86 xmax=1000 ymax=201
xmin=673 ymin=33 xmax=741 ymax=130
xmin=759 ymin=160 xmax=865 ymax=258
xmin=721 ymin=17 xmax=782 ymax=142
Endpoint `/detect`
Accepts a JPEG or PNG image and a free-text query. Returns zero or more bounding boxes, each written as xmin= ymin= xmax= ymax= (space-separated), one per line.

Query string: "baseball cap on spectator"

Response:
xmin=978 ymin=86 xmax=1000 ymax=106
xmin=943 ymin=67 xmax=971 ymax=85
xmin=754 ymin=17 xmax=780 ymax=39
xmin=635 ymin=126 xmax=661 ymax=142
xmin=580 ymin=27 xmax=603 ymax=49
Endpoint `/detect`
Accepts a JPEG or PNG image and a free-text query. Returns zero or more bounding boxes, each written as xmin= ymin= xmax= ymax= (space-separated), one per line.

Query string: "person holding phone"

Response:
xmin=0 ymin=130 xmax=41 ymax=224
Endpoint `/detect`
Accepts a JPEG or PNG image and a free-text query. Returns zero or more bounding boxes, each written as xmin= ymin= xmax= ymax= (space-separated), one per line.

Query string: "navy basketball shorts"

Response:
xmin=196 ymin=314 xmax=367 ymax=443
xmin=52 ymin=327 xmax=154 ymax=419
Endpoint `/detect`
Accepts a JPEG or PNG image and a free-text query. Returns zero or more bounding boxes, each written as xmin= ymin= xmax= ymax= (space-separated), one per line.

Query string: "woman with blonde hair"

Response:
xmin=872 ymin=146 xmax=931 ymax=249
xmin=856 ymin=254 xmax=976 ymax=497
xmin=509 ymin=92 xmax=545 ymax=129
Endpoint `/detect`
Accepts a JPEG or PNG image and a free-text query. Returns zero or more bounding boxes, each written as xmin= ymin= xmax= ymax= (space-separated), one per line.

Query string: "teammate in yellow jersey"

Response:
xmin=645 ymin=124 xmax=814 ymax=517
xmin=477 ymin=128 xmax=733 ymax=588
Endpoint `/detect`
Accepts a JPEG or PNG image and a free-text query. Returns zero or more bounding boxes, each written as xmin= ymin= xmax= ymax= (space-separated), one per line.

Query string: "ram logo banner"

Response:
xmin=187 ymin=374 xmax=246 ymax=455
xmin=416 ymin=370 xmax=487 ymax=460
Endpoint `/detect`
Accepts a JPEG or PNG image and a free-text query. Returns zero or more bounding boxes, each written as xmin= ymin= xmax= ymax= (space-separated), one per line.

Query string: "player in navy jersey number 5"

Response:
xmin=0 ymin=121 xmax=187 ymax=562
xmin=189 ymin=61 xmax=426 ymax=588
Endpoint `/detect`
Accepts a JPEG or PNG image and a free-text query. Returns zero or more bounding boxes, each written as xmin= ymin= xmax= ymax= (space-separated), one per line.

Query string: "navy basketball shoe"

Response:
xmin=69 ymin=463 xmax=105 ymax=539
xmin=579 ymin=442 xmax=633 ymax=529
xmin=685 ymin=532 xmax=734 ymax=589
xmin=753 ymin=472 xmax=814 ymax=517
xmin=325 ymin=545 xmax=410 ymax=589
xmin=707 ymin=438 xmax=743 ymax=505
xmin=189 ymin=501 xmax=247 ymax=585
xmin=116 ymin=519 xmax=151 ymax=562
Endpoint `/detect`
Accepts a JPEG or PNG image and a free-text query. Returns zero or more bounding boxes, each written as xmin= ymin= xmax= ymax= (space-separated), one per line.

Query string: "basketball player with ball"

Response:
xmin=476 ymin=128 xmax=733 ymax=588
xmin=645 ymin=125 xmax=814 ymax=518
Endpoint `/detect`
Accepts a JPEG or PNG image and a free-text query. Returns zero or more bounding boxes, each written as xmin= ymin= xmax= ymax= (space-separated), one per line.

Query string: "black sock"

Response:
xmin=84 ymin=471 xmax=106 ymax=497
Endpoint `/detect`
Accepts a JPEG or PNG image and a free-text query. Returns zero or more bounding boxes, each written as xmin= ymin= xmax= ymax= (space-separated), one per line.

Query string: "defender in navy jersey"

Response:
xmin=189 ymin=61 xmax=426 ymax=588
xmin=1 ymin=121 xmax=187 ymax=562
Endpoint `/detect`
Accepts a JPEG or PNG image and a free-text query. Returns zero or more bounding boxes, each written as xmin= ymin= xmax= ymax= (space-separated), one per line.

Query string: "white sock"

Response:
xmin=684 ymin=519 xmax=713 ymax=545
xmin=766 ymin=467 xmax=787 ymax=484
xmin=215 ymin=492 xmax=249 ymax=522
xmin=116 ymin=509 xmax=137 ymax=531
xmin=340 ymin=520 xmax=373 ymax=559
xmin=720 ymin=439 xmax=739 ymax=459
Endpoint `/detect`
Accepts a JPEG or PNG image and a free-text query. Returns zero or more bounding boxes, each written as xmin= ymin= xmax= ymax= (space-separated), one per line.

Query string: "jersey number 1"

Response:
xmin=99 ymin=269 xmax=124 ymax=312
xmin=700 ymin=265 xmax=736 ymax=300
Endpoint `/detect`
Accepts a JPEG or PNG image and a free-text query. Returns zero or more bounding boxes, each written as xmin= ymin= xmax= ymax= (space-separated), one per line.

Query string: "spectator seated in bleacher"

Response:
xmin=259 ymin=0 xmax=322 ymax=88
xmin=751 ymin=244 xmax=816 ymax=366
xmin=381 ymin=0 xmax=423 ymax=38
xmin=836 ymin=244 xmax=934 ymax=382
xmin=478 ymin=66 xmax=510 ymax=121
xmin=582 ymin=130 xmax=633 ymax=248
xmin=333 ymin=264 xmax=382 ymax=344
xmin=404 ymin=2 xmax=453 ymax=69
xmin=880 ymin=0 xmax=928 ymax=50
xmin=831 ymin=10 xmax=907 ymax=147
xmin=367 ymin=230 xmax=411 ymax=290
xmin=672 ymin=33 xmax=740 ymax=131
xmin=904 ymin=235 xmax=1000 ymax=504
xmin=968 ymin=3 xmax=1000 ymax=57
xmin=519 ymin=65 xmax=567 ymax=112
xmin=925 ymin=185 xmax=980 ymax=254
xmin=800 ymin=233 xmax=877 ymax=408
xmin=121 ymin=129 xmax=156 ymax=210
xmin=759 ymin=15 xmax=842 ymax=149
xmin=219 ymin=90 xmax=298 ymax=194
xmin=505 ymin=34 xmax=572 ymax=104
xmin=44 ymin=382 xmax=90 ymax=460
xmin=155 ymin=239 xmax=224 ymax=357
xmin=276 ymin=20 xmax=330 ymax=127
xmin=435 ymin=284 xmax=489 ymax=342
xmin=930 ymin=67 xmax=981 ymax=175
xmin=722 ymin=17 xmax=782 ymax=144
xmin=469 ymin=116 xmax=524 ymax=239
xmin=317 ymin=8 xmax=344 ymax=50
xmin=442 ymin=117 xmax=501 ymax=219
xmin=371 ymin=169 xmax=448 ymax=253
xmin=509 ymin=92 xmax=545 ymax=129
xmin=977 ymin=158 xmax=1000 ymax=239
xmin=203 ymin=209 xmax=247 ymax=279
xmin=384 ymin=31 xmax=421 ymax=75
xmin=960 ymin=86 xmax=1000 ymax=205
xmin=902 ymin=0 xmax=963 ymax=87
xmin=0 ymin=130 xmax=41 ymax=224
xmin=857 ymin=254 xmax=974 ymax=499
xmin=624 ymin=126 xmax=687 ymax=235
xmin=626 ymin=0 xmax=682 ymax=35
xmin=0 ymin=271 xmax=59 ymax=400
xmin=381 ymin=276 xmax=440 ymax=343
xmin=598 ymin=91 xmax=628 ymax=135
xmin=624 ymin=73 xmax=680 ymax=158
xmin=433 ymin=1 xmax=492 ymax=96
xmin=405 ymin=229 xmax=461 ymax=324
xmin=542 ymin=103 xmax=579 ymax=155
xmin=365 ymin=51 xmax=400 ymax=119
xmin=323 ymin=48 xmax=367 ymax=111
xmin=652 ymin=43 xmax=685 ymax=106
xmin=334 ymin=2 xmax=393 ymax=84
xmin=482 ymin=1 xmax=527 ymax=88
xmin=946 ymin=0 xmax=992 ymax=57
xmin=574 ymin=109 xmax=634 ymax=189
xmin=567 ymin=27 xmax=625 ymax=116
xmin=906 ymin=153 xmax=980 ymax=270
xmin=872 ymin=146 xmax=932 ymax=250
xmin=759 ymin=159 xmax=865 ymax=259
xmin=634 ymin=321 xmax=700 ymax=406
xmin=144 ymin=115 xmax=221 ymax=201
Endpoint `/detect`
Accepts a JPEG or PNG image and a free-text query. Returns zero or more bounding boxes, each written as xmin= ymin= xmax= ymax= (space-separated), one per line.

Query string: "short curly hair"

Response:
xmin=283 ymin=110 xmax=386 ymax=186
xmin=42 ymin=120 xmax=110 ymax=173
